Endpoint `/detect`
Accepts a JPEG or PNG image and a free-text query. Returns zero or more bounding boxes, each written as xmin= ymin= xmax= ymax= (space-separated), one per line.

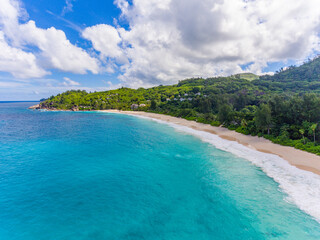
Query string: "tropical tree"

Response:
xmin=150 ymin=100 xmax=157 ymax=110
xmin=299 ymin=129 xmax=305 ymax=144
xmin=241 ymin=119 xmax=247 ymax=128
xmin=254 ymin=104 xmax=272 ymax=135
xmin=217 ymin=104 xmax=233 ymax=124
xmin=310 ymin=123 xmax=317 ymax=143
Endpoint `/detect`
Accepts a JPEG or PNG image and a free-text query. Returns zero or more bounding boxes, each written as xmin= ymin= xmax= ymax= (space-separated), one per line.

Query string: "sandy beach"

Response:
xmin=100 ymin=110 xmax=320 ymax=176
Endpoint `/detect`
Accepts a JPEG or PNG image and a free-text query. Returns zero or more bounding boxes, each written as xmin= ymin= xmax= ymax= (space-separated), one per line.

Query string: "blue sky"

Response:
xmin=0 ymin=0 xmax=320 ymax=100
xmin=0 ymin=0 xmax=123 ymax=100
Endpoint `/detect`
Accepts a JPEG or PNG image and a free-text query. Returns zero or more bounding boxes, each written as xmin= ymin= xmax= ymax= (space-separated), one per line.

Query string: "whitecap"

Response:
xmin=131 ymin=114 xmax=320 ymax=223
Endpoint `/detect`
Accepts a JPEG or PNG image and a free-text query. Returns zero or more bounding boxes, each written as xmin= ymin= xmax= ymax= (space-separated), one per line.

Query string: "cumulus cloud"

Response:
xmin=1 ymin=0 xmax=320 ymax=88
xmin=82 ymin=24 xmax=125 ymax=61
xmin=19 ymin=21 xmax=99 ymax=74
xmin=84 ymin=0 xmax=320 ymax=87
xmin=0 ymin=0 xmax=99 ymax=78
xmin=0 ymin=31 xmax=48 ymax=78
xmin=0 ymin=0 xmax=27 ymax=42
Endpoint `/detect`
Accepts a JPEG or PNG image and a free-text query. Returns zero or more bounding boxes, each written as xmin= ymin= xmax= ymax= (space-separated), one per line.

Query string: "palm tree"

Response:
xmin=241 ymin=119 xmax=247 ymax=128
xmin=299 ymin=129 xmax=305 ymax=144
xmin=310 ymin=123 xmax=317 ymax=143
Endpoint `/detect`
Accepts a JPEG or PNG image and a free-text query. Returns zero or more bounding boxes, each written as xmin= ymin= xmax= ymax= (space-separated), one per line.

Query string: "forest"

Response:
xmin=40 ymin=57 xmax=320 ymax=155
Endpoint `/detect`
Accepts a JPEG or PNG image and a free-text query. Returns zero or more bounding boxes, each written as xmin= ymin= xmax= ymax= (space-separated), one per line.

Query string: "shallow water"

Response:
xmin=0 ymin=102 xmax=320 ymax=239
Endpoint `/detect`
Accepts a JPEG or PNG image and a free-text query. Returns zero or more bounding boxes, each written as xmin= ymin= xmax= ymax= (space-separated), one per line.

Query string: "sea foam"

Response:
xmin=132 ymin=115 xmax=320 ymax=223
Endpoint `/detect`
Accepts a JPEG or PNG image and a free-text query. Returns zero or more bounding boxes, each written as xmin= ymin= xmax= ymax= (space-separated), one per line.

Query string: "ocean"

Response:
xmin=0 ymin=102 xmax=320 ymax=240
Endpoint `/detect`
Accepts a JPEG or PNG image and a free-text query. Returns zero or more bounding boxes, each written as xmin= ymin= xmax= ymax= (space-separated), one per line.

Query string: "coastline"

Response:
xmin=100 ymin=110 xmax=320 ymax=176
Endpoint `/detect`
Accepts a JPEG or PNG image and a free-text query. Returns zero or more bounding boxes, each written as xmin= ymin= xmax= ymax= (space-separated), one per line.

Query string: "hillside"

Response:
xmin=231 ymin=73 xmax=259 ymax=81
xmin=40 ymin=57 xmax=320 ymax=155
xmin=254 ymin=57 xmax=320 ymax=93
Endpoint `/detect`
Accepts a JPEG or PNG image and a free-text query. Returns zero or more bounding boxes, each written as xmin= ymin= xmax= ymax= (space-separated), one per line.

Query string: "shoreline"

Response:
xmin=100 ymin=110 xmax=320 ymax=176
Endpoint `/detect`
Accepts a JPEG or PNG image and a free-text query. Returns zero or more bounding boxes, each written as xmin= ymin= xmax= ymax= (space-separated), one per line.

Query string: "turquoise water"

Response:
xmin=0 ymin=102 xmax=320 ymax=239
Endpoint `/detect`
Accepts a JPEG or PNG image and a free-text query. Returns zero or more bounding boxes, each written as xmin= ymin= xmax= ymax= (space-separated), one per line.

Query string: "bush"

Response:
xmin=211 ymin=121 xmax=221 ymax=127
xmin=235 ymin=126 xmax=250 ymax=135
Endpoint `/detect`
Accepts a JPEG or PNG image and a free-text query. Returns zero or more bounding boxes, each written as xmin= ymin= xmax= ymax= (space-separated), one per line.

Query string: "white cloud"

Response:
xmin=61 ymin=0 xmax=75 ymax=16
xmin=19 ymin=21 xmax=99 ymax=74
xmin=82 ymin=24 xmax=125 ymax=60
xmin=82 ymin=24 xmax=128 ymax=74
xmin=0 ymin=0 xmax=99 ymax=78
xmin=61 ymin=77 xmax=80 ymax=86
xmin=0 ymin=0 xmax=27 ymax=43
xmin=0 ymin=31 xmax=48 ymax=78
xmin=1 ymin=0 xmax=320 ymax=89
xmin=0 ymin=80 xmax=26 ymax=88
xmin=105 ymin=80 xmax=123 ymax=90
xmin=0 ymin=77 xmax=106 ymax=100
xmin=46 ymin=10 xmax=82 ymax=33
xmin=85 ymin=0 xmax=320 ymax=87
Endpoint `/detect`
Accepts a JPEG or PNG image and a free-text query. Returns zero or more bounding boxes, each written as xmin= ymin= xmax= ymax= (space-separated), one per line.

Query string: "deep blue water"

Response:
xmin=0 ymin=102 xmax=320 ymax=240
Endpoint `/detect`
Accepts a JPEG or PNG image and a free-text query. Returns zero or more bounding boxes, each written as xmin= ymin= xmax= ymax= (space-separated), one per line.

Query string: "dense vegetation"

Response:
xmin=41 ymin=57 xmax=320 ymax=155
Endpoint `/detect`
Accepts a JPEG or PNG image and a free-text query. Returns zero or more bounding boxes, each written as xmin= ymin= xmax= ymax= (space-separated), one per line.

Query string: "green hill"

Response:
xmin=255 ymin=57 xmax=320 ymax=93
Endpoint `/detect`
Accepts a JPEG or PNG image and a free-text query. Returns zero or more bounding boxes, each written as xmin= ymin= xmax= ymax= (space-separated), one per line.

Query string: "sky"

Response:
xmin=0 ymin=0 xmax=320 ymax=100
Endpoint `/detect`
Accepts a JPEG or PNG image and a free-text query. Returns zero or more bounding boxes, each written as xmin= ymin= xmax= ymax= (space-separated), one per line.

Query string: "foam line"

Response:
xmin=133 ymin=114 xmax=320 ymax=223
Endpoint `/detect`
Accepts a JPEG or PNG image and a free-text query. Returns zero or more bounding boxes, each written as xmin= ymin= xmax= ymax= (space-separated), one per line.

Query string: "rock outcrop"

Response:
xmin=28 ymin=104 xmax=40 ymax=109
